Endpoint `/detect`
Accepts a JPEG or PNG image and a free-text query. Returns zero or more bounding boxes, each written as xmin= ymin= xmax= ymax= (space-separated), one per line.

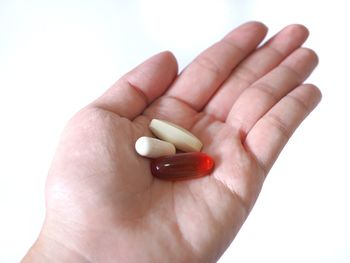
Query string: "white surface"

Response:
xmin=0 ymin=0 xmax=349 ymax=262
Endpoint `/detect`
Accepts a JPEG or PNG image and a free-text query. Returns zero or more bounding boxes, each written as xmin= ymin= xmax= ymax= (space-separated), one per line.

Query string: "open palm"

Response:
xmin=26 ymin=22 xmax=321 ymax=263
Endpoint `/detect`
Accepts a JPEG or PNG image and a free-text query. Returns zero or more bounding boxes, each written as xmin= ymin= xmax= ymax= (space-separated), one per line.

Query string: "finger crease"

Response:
xmin=265 ymin=113 xmax=291 ymax=140
xmin=264 ymin=45 xmax=284 ymax=61
xmin=287 ymin=94 xmax=310 ymax=112
xmin=126 ymin=79 xmax=150 ymax=105
xmin=252 ymin=83 xmax=280 ymax=104
xmin=193 ymin=55 xmax=224 ymax=81
xmin=279 ymin=64 xmax=303 ymax=83
xmin=234 ymin=65 xmax=260 ymax=84
xmin=164 ymin=95 xmax=198 ymax=112
xmin=221 ymin=38 xmax=246 ymax=55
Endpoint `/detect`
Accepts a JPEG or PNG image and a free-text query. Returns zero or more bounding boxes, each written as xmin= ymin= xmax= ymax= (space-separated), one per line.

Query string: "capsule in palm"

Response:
xmin=151 ymin=152 xmax=214 ymax=180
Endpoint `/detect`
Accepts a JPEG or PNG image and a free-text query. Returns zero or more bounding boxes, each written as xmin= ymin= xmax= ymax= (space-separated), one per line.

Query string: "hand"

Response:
xmin=22 ymin=22 xmax=321 ymax=263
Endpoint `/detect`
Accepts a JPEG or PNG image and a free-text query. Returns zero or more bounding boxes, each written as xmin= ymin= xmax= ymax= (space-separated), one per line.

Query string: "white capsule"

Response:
xmin=149 ymin=119 xmax=203 ymax=152
xmin=135 ymin=136 xmax=176 ymax=158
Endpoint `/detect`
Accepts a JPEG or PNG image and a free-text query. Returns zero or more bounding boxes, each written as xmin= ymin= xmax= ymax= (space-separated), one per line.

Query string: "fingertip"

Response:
xmin=304 ymin=83 xmax=322 ymax=106
xmin=241 ymin=20 xmax=268 ymax=31
xmin=298 ymin=47 xmax=319 ymax=68
xmin=241 ymin=21 xmax=268 ymax=37
xmin=283 ymin=24 xmax=310 ymax=42
xmin=142 ymin=51 xmax=178 ymax=78
xmin=280 ymin=47 xmax=319 ymax=77
xmin=157 ymin=50 xmax=179 ymax=74
xmin=223 ymin=21 xmax=268 ymax=47
xmin=290 ymin=83 xmax=322 ymax=112
xmin=286 ymin=23 xmax=309 ymax=34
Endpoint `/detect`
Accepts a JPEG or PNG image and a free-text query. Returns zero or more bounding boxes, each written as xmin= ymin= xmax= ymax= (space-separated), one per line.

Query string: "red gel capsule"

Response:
xmin=151 ymin=152 xmax=215 ymax=181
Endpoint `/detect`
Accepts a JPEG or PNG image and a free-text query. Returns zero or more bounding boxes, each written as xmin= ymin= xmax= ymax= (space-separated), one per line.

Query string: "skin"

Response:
xmin=22 ymin=22 xmax=321 ymax=263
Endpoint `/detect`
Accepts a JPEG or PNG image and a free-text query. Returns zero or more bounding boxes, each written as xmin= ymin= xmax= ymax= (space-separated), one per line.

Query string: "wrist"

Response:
xmin=21 ymin=229 xmax=90 ymax=263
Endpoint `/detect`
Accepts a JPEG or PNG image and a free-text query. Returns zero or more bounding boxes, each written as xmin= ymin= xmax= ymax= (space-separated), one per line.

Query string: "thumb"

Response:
xmin=92 ymin=51 xmax=178 ymax=119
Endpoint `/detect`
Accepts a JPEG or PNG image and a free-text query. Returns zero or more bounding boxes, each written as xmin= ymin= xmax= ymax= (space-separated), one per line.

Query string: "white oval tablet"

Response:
xmin=149 ymin=119 xmax=203 ymax=152
xmin=135 ymin=136 xmax=176 ymax=158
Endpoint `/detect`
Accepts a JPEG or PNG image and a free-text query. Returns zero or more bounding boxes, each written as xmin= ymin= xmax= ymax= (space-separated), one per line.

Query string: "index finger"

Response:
xmin=165 ymin=21 xmax=268 ymax=111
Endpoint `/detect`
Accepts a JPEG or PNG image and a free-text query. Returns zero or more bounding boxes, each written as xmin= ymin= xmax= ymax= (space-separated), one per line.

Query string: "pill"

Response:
xmin=135 ymin=136 xmax=176 ymax=158
xmin=150 ymin=152 xmax=214 ymax=180
xmin=149 ymin=119 xmax=203 ymax=152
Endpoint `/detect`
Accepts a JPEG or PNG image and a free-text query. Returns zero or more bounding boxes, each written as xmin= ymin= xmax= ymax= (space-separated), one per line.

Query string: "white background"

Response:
xmin=0 ymin=0 xmax=349 ymax=262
